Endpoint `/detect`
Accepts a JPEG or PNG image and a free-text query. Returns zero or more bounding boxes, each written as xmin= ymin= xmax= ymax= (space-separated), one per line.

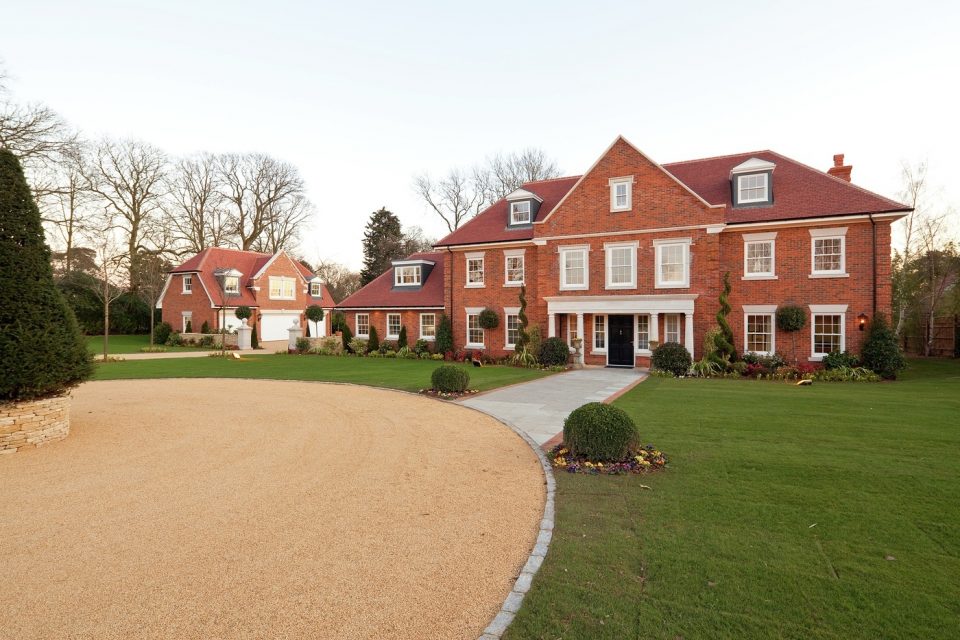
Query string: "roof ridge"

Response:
xmin=662 ymin=150 xmax=773 ymax=167
xmin=522 ymin=175 xmax=581 ymax=185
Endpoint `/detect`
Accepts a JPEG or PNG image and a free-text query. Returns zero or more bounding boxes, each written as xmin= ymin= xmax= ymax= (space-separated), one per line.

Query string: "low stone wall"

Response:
xmin=0 ymin=394 xmax=71 ymax=455
xmin=180 ymin=332 xmax=238 ymax=347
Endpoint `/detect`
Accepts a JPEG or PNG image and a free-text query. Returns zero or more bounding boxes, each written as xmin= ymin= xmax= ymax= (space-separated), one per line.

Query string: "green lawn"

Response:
xmin=93 ymin=353 xmax=552 ymax=393
xmin=507 ymin=358 xmax=960 ymax=640
xmin=86 ymin=334 xmax=205 ymax=354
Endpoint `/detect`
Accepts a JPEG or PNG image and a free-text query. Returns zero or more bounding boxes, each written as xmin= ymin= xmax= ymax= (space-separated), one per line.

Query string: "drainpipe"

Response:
xmin=869 ymin=214 xmax=877 ymax=315
xmin=445 ymin=246 xmax=454 ymax=331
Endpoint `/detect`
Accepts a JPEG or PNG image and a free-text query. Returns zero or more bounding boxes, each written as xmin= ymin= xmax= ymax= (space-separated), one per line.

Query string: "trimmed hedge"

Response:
xmin=563 ymin=402 xmax=640 ymax=461
xmin=539 ymin=337 xmax=570 ymax=367
xmin=431 ymin=364 xmax=470 ymax=393
xmin=651 ymin=342 xmax=692 ymax=377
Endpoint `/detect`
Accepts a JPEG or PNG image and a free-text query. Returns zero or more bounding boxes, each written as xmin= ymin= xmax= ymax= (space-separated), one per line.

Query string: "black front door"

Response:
xmin=607 ymin=315 xmax=634 ymax=367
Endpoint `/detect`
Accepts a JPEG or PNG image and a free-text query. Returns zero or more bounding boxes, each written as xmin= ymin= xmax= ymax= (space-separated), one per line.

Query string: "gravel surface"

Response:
xmin=1 ymin=379 xmax=544 ymax=639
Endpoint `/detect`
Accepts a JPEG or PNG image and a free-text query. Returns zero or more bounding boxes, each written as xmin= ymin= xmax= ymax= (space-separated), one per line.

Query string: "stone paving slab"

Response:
xmin=458 ymin=367 xmax=646 ymax=445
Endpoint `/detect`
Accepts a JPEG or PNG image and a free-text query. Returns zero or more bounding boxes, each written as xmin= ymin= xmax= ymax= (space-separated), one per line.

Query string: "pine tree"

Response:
xmin=0 ymin=149 xmax=92 ymax=401
xmin=360 ymin=207 xmax=405 ymax=286
xmin=367 ymin=325 xmax=380 ymax=352
xmin=398 ymin=325 xmax=408 ymax=349
xmin=435 ymin=314 xmax=454 ymax=354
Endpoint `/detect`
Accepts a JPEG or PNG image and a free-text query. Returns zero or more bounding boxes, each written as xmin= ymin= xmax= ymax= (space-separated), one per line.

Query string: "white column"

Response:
xmin=685 ymin=312 xmax=695 ymax=359
xmin=650 ymin=313 xmax=660 ymax=348
xmin=576 ymin=313 xmax=585 ymax=364
xmin=548 ymin=313 xmax=556 ymax=338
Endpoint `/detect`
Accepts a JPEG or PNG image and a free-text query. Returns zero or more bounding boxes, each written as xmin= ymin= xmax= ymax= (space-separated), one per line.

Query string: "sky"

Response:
xmin=3 ymin=0 xmax=958 ymax=268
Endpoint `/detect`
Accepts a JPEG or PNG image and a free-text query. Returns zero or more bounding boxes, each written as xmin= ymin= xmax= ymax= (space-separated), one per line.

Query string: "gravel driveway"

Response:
xmin=0 ymin=379 xmax=544 ymax=639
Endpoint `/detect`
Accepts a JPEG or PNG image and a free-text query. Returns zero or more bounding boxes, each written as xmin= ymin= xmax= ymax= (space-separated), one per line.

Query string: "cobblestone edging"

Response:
xmin=463 ymin=407 xmax=556 ymax=640
xmin=0 ymin=394 xmax=71 ymax=454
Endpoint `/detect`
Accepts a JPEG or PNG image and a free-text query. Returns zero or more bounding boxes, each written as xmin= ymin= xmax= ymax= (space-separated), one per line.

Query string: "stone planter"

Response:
xmin=0 ymin=394 xmax=71 ymax=455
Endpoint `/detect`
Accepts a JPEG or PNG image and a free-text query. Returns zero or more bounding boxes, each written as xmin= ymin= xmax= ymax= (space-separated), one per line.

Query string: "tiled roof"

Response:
xmin=663 ymin=151 xmax=910 ymax=224
xmin=169 ymin=247 xmax=316 ymax=307
xmin=434 ymin=176 xmax=581 ymax=247
xmin=336 ymin=252 xmax=446 ymax=309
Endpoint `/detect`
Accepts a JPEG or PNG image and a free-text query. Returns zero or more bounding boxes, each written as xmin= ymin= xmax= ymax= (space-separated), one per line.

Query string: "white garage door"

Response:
xmin=260 ymin=313 xmax=301 ymax=341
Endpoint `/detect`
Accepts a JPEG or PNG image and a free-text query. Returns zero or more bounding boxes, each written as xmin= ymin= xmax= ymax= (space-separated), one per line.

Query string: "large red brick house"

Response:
xmin=157 ymin=247 xmax=335 ymax=342
xmin=337 ymin=137 xmax=911 ymax=367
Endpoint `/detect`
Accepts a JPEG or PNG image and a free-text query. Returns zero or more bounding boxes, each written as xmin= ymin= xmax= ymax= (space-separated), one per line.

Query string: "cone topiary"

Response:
xmin=0 ymin=149 xmax=92 ymax=402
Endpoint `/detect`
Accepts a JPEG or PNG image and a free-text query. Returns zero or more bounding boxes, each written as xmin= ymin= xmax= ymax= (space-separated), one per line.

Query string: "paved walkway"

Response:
xmin=458 ymin=367 xmax=647 ymax=447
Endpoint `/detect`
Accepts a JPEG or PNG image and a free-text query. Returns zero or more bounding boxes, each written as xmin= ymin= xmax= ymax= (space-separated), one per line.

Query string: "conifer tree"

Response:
xmin=0 ymin=149 xmax=92 ymax=401
xmin=713 ymin=271 xmax=736 ymax=361
xmin=359 ymin=207 xmax=405 ymax=286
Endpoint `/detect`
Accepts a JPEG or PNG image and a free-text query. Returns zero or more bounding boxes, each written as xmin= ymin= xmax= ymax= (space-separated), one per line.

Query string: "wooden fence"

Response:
xmin=901 ymin=315 xmax=960 ymax=357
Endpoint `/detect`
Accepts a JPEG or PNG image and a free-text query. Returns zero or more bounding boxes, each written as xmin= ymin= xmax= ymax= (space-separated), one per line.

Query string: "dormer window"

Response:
xmin=309 ymin=281 xmax=323 ymax=296
xmin=731 ymin=158 xmax=775 ymax=207
xmin=395 ymin=265 xmax=421 ymax=286
xmin=737 ymin=173 xmax=768 ymax=203
xmin=224 ymin=276 xmax=240 ymax=294
xmin=510 ymin=201 xmax=531 ymax=225
xmin=609 ymin=177 xmax=632 ymax=212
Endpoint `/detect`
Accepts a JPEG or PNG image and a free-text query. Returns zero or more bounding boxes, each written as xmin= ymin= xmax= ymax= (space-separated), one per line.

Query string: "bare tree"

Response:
xmin=38 ymin=141 xmax=93 ymax=272
xmin=85 ymin=139 xmax=169 ymax=291
xmin=167 ymin=153 xmax=230 ymax=253
xmin=217 ymin=152 xmax=307 ymax=251
xmin=914 ymin=216 xmax=959 ymax=355
xmin=253 ymin=192 xmax=314 ymax=253
xmin=402 ymin=225 xmax=436 ymax=255
xmin=894 ymin=161 xmax=929 ymax=335
xmin=313 ymin=260 xmax=361 ymax=303
xmin=83 ymin=227 xmax=129 ymax=359
xmin=414 ymin=147 xmax=561 ymax=232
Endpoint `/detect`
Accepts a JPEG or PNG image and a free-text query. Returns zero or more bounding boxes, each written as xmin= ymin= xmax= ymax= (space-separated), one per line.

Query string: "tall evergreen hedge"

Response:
xmin=0 ymin=149 xmax=92 ymax=401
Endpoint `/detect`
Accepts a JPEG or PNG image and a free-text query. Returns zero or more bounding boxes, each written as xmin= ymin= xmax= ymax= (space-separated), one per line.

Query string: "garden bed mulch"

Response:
xmin=418 ymin=388 xmax=480 ymax=400
xmin=550 ymin=444 xmax=667 ymax=475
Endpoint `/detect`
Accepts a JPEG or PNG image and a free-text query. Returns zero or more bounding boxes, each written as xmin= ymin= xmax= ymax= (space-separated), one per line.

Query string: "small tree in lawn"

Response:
xmin=0 ymin=148 xmax=92 ymax=402
xmin=398 ymin=324 xmax=408 ymax=349
xmin=776 ymin=305 xmax=806 ymax=364
xmin=306 ymin=304 xmax=324 ymax=338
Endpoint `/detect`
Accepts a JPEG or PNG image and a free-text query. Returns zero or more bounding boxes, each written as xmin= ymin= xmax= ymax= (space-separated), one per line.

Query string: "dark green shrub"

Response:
xmin=331 ymin=311 xmax=346 ymax=333
xmin=714 ymin=272 xmax=736 ymax=361
xmin=367 ymin=326 xmax=380 ymax=352
xmin=413 ymin=338 xmax=430 ymax=355
xmin=166 ymin=332 xmax=183 ymax=347
xmin=478 ymin=308 xmax=499 ymax=329
xmin=563 ymin=403 xmax=640 ymax=461
xmin=110 ymin=292 xmax=151 ymax=334
xmin=822 ymin=350 xmax=860 ymax=370
xmin=431 ymin=364 xmax=470 ymax=393
xmin=861 ymin=313 xmax=906 ymax=379
xmin=251 ymin=324 xmax=259 ymax=349
xmin=539 ymin=337 xmax=570 ymax=366
xmin=340 ymin=322 xmax=353 ymax=352
xmin=154 ymin=321 xmax=173 ymax=345
xmin=200 ymin=320 xmax=211 ymax=334
xmin=185 ymin=320 xmax=193 ymax=333
xmin=651 ymin=342 xmax=692 ymax=377
xmin=306 ymin=304 xmax=324 ymax=332
xmin=235 ymin=306 xmax=252 ymax=322
xmin=398 ymin=325 xmax=408 ymax=349
xmin=295 ymin=336 xmax=311 ymax=353
xmin=776 ymin=305 xmax=806 ymax=332
xmin=0 ymin=149 xmax=92 ymax=401
xmin=199 ymin=335 xmax=215 ymax=348
xmin=435 ymin=314 xmax=453 ymax=354
xmin=741 ymin=352 xmax=787 ymax=370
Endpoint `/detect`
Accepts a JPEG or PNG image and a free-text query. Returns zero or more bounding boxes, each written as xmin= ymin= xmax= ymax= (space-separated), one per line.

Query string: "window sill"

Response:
xmin=742 ymin=275 xmax=778 ymax=281
xmin=591 ymin=349 xmax=607 ymax=355
xmin=610 ymin=206 xmax=632 ymax=213
xmin=466 ymin=343 xmax=486 ymax=350
xmin=559 ymin=285 xmax=589 ymax=292
xmin=420 ymin=336 xmax=435 ymax=341
xmin=635 ymin=349 xmax=652 ymax=356
xmin=503 ymin=282 xmax=523 ymax=288
xmin=504 ymin=345 xmax=516 ymax=351
xmin=809 ymin=273 xmax=849 ymax=279
xmin=605 ymin=283 xmax=636 ymax=290
xmin=654 ymin=283 xmax=690 ymax=289
xmin=465 ymin=284 xmax=486 ymax=289
xmin=269 ymin=297 xmax=297 ymax=301
xmin=357 ymin=334 xmax=370 ymax=339
xmin=808 ymin=355 xmax=825 ymax=362
xmin=386 ymin=335 xmax=399 ymax=340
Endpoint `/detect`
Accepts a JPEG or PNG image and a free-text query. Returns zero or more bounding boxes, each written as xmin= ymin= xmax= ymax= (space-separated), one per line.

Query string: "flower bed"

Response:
xmin=550 ymin=443 xmax=667 ymax=475
xmin=418 ymin=388 xmax=480 ymax=400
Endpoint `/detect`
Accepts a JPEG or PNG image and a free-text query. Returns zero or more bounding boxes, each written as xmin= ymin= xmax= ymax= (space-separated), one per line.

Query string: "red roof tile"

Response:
xmin=169 ymin=247 xmax=315 ymax=308
xmin=434 ymin=176 xmax=581 ymax=247
xmin=336 ymin=252 xmax=446 ymax=309
xmin=663 ymin=151 xmax=910 ymax=224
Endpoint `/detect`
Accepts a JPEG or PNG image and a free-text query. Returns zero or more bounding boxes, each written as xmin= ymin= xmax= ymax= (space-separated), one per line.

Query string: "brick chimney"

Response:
xmin=827 ymin=153 xmax=852 ymax=182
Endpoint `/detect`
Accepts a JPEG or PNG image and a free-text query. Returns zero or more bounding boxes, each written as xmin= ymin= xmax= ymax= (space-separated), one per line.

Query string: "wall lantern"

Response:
xmin=857 ymin=312 xmax=869 ymax=331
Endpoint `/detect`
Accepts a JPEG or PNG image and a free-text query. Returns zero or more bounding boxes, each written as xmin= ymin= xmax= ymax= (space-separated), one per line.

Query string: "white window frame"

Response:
xmin=355 ymin=313 xmax=370 ymax=338
xmin=742 ymin=305 xmax=777 ymax=356
xmin=742 ymin=232 xmax=777 ymax=279
xmin=224 ymin=276 xmax=240 ymax=295
xmin=509 ymin=201 xmax=531 ymax=225
xmin=809 ymin=304 xmax=848 ymax=360
xmin=559 ymin=245 xmax=589 ymax=291
xmin=593 ymin=314 xmax=607 ymax=354
xmin=504 ymin=307 xmax=520 ymax=350
xmin=604 ymin=241 xmax=638 ymax=290
xmin=394 ymin=265 xmax=421 ymax=287
xmin=419 ymin=313 xmax=436 ymax=340
xmin=609 ymin=176 xmax=633 ymax=212
xmin=465 ymin=252 xmax=485 ymax=288
xmin=182 ymin=274 xmax=192 ymax=294
xmin=635 ymin=314 xmax=650 ymax=353
xmin=504 ymin=249 xmax=525 ymax=287
xmin=309 ymin=281 xmax=322 ymax=296
xmin=181 ymin=311 xmax=192 ymax=333
xmin=664 ymin=314 xmax=681 ymax=344
xmin=654 ymin=238 xmax=691 ymax=289
xmin=466 ymin=307 xmax=485 ymax=348
xmin=810 ymin=227 xmax=848 ymax=277
xmin=268 ymin=276 xmax=295 ymax=300
xmin=737 ymin=173 xmax=769 ymax=204
xmin=386 ymin=313 xmax=401 ymax=339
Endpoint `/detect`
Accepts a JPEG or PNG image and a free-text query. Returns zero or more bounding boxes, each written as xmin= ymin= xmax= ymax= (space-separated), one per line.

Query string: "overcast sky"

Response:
xmin=4 ymin=1 xmax=958 ymax=268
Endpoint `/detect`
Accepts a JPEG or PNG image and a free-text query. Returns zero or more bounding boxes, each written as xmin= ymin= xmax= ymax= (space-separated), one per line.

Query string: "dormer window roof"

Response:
xmin=504 ymin=188 xmax=542 ymax=227
xmin=731 ymin=157 xmax=776 ymax=207
xmin=391 ymin=259 xmax=435 ymax=288
xmin=505 ymin=188 xmax=544 ymax=203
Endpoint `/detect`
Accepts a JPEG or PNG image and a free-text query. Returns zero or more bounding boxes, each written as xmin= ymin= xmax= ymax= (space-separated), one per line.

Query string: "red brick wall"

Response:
xmin=160 ymin=274 xmax=218 ymax=333
xmin=340 ymin=310 xmax=444 ymax=347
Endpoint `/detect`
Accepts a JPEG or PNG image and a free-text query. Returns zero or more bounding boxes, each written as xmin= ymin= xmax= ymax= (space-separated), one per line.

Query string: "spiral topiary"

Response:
xmin=713 ymin=271 xmax=736 ymax=361
xmin=563 ymin=403 xmax=640 ymax=461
